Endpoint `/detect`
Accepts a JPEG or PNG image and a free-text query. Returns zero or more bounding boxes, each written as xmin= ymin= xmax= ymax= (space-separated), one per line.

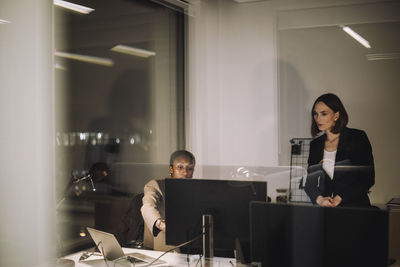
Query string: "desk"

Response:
xmin=389 ymin=208 xmax=400 ymax=265
xmin=61 ymin=247 xmax=239 ymax=267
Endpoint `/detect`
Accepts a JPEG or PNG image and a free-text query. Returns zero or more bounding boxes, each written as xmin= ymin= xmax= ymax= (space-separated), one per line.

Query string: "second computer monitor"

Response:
xmin=250 ymin=202 xmax=389 ymax=267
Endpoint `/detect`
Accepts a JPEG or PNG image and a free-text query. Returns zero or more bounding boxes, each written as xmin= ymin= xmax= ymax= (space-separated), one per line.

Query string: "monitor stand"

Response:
xmin=202 ymin=214 xmax=214 ymax=261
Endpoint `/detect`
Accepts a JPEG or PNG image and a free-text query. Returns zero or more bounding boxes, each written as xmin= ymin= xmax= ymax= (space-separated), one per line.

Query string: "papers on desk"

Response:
xmin=64 ymin=247 xmax=238 ymax=267
xmin=127 ymin=252 xmax=166 ymax=265
xmin=79 ymin=252 xmax=165 ymax=266
xmin=387 ymin=198 xmax=400 ymax=208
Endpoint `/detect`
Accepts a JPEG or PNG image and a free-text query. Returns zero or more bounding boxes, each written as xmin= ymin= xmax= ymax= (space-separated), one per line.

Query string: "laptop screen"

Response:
xmin=87 ymin=227 xmax=125 ymax=261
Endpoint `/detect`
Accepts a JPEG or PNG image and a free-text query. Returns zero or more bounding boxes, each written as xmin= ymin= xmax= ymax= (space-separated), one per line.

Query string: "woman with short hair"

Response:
xmin=141 ymin=150 xmax=195 ymax=251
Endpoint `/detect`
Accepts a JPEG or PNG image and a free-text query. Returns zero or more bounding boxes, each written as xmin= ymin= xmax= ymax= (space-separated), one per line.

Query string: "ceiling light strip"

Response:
xmin=342 ymin=26 xmax=371 ymax=49
xmin=55 ymin=51 xmax=113 ymax=66
xmin=366 ymin=53 xmax=400 ymax=61
xmin=54 ymin=0 xmax=94 ymax=14
xmin=111 ymin=45 xmax=156 ymax=58
xmin=0 ymin=19 xmax=11 ymax=24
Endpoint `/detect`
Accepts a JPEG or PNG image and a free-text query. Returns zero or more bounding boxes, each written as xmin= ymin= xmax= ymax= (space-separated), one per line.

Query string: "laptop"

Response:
xmin=86 ymin=227 xmax=166 ymax=265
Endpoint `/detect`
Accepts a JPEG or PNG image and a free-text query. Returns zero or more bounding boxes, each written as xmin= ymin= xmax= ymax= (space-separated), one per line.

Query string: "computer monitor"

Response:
xmin=165 ymin=178 xmax=267 ymax=259
xmin=250 ymin=202 xmax=389 ymax=267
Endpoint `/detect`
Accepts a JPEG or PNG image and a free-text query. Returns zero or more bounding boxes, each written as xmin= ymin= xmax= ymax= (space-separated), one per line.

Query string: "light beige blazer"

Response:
xmin=141 ymin=179 xmax=175 ymax=251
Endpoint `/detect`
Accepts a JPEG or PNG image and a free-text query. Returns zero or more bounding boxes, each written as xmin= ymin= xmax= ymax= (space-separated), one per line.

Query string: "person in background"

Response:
xmin=305 ymin=93 xmax=374 ymax=207
xmin=141 ymin=150 xmax=195 ymax=251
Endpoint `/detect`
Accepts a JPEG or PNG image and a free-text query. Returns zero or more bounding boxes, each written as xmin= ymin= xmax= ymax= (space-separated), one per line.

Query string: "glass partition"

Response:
xmin=54 ymin=0 xmax=185 ymax=254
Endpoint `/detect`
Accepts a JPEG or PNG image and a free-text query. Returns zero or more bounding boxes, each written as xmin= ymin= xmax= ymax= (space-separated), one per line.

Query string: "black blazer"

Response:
xmin=305 ymin=127 xmax=375 ymax=207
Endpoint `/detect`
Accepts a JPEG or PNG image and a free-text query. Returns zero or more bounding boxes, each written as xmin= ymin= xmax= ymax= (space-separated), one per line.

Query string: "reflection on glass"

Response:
xmin=54 ymin=0 xmax=95 ymax=14
xmin=55 ymin=0 xmax=185 ymax=255
xmin=0 ymin=19 xmax=11 ymax=24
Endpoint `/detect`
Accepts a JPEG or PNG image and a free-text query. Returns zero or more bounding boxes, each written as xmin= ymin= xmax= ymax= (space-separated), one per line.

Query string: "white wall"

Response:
xmin=186 ymin=0 xmax=400 ymax=204
xmin=277 ymin=1 xmax=400 ymax=204
xmin=0 ymin=0 xmax=55 ymax=266
xmin=187 ymin=0 xmax=278 ymax=167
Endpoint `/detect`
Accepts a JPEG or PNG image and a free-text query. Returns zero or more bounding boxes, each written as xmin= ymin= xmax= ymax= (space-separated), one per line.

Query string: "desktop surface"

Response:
xmin=61 ymin=247 xmax=238 ymax=266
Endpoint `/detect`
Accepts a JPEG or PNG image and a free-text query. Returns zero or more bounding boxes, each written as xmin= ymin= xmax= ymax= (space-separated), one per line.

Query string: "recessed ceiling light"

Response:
xmin=55 ymin=51 xmax=113 ymax=66
xmin=54 ymin=0 xmax=94 ymax=14
xmin=111 ymin=45 xmax=156 ymax=58
xmin=341 ymin=26 xmax=371 ymax=49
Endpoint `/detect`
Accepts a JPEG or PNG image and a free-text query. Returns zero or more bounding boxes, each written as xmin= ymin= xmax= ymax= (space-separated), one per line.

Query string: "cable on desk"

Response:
xmin=114 ymin=256 xmax=136 ymax=267
xmin=79 ymin=251 xmax=103 ymax=261
xmin=97 ymin=241 xmax=110 ymax=267
xmin=194 ymin=255 xmax=202 ymax=267
xmin=145 ymin=233 xmax=203 ymax=267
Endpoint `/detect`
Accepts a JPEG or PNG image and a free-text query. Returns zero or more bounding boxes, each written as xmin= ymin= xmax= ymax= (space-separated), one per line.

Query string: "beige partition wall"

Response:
xmin=0 ymin=0 xmax=55 ymax=266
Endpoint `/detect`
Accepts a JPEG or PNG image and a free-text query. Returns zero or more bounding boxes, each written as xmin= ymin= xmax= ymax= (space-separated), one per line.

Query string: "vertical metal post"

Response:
xmin=202 ymin=214 xmax=214 ymax=260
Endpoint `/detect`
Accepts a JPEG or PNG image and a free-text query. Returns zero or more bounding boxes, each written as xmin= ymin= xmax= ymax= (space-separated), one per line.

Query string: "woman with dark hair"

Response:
xmin=305 ymin=93 xmax=375 ymax=207
xmin=141 ymin=150 xmax=195 ymax=251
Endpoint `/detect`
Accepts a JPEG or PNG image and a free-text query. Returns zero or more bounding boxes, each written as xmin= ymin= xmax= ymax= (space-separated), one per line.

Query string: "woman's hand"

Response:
xmin=155 ymin=218 xmax=166 ymax=232
xmin=331 ymin=195 xmax=342 ymax=207
xmin=316 ymin=196 xmax=335 ymax=207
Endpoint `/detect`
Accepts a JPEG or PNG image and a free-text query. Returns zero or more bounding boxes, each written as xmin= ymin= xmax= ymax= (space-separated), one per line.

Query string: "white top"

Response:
xmin=322 ymin=149 xmax=337 ymax=179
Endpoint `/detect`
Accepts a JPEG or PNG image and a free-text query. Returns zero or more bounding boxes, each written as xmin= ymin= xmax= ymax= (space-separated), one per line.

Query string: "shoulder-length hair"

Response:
xmin=311 ymin=93 xmax=349 ymax=137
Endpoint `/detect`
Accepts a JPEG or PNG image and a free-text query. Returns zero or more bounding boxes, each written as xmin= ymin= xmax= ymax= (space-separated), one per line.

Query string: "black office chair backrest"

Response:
xmin=114 ymin=192 xmax=144 ymax=246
